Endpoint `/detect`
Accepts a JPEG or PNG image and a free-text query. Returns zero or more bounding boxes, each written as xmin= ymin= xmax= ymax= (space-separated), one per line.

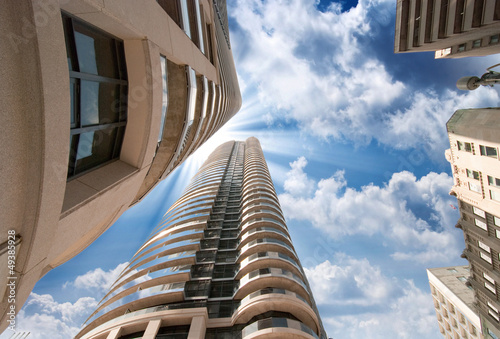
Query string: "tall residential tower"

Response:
xmin=394 ymin=0 xmax=500 ymax=58
xmin=447 ymin=109 xmax=500 ymax=339
xmin=76 ymin=138 xmax=326 ymax=339
xmin=0 ymin=0 xmax=240 ymax=330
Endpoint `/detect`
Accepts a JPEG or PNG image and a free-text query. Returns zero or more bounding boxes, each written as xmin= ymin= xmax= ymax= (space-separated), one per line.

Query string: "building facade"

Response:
xmin=0 ymin=0 xmax=241 ymax=331
xmin=428 ymin=266 xmax=484 ymax=339
xmin=447 ymin=109 xmax=500 ymax=339
xmin=75 ymin=137 xmax=327 ymax=339
xmin=394 ymin=0 xmax=500 ymax=58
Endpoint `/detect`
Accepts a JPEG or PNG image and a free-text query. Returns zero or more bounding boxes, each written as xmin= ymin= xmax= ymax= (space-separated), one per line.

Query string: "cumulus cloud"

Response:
xmin=64 ymin=262 xmax=129 ymax=293
xmin=230 ymin=0 xmax=499 ymax=158
xmin=12 ymin=293 xmax=97 ymax=339
xmin=305 ymin=255 xmax=400 ymax=307
xmin=279 ymin=157 xmax=462 ymax=263
xmin=321 ymin=279 xmax=440 ymax=339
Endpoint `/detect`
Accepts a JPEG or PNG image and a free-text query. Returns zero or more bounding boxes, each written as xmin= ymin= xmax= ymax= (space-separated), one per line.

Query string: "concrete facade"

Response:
xmin=75 ymin=138 xmax=327 ymax=339
xmin=447 ymin=109 xmax=500 ymax=339
xmin=0 ymin=0 xmax=241 ymax=332
xmin=428 ymin=266 xmax=484 ymax=339
xmin=394 ymin=0 xmax=500 ymax=58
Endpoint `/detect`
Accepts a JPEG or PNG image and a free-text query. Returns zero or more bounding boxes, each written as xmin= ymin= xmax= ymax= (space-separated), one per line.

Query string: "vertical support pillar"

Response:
xmin=143 ymin=319 xmax=162 ymax=339
xmin=106 ymin=327 xmax=122 ymax=339
xmin=187 ymin=316 xmax=206 ymax=339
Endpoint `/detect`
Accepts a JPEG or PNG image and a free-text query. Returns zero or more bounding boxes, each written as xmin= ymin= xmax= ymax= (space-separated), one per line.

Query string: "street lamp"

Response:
xmin=456 ymin=63 xmax=500 ymax=90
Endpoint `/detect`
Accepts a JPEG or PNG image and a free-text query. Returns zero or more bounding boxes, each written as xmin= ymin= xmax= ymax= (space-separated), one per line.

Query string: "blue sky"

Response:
xmin=8 ymin=0 xmax=500 ymax=338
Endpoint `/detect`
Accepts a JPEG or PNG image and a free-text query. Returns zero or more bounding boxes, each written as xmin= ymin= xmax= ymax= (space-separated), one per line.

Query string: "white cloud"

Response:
xmin=283 ymin=156 xmax=316 ymax=196
xmin=305 ymin=255 xmax=441 ymax=338
xmin=10 ymin=293 xmax=97 ymax=339
xmin=230 ymin=0 xmax=499 ymax=156
xmin=305 ymin=255 xmax=399 ymax=307
xmin=321 ymin=280 xmax=440 ymax=339
xmin=279 ymin=157 xmax=462 ymax=264
xmin=66 ymin=262 xmax=129 ymax=293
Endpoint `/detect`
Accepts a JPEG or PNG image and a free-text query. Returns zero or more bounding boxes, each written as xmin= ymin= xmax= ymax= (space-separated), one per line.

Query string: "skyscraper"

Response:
xmin=446 ymin=109 xmax=500 ymax=339
xmin=75 ymin=137 xmax=327 ymax=339
xmin=394 ymin=0 xmax=500 ymax=58
xmin=0 ymin=0 xmax=240 ymax=332
xmin=428 ymin=266 xmax=483 ymax=339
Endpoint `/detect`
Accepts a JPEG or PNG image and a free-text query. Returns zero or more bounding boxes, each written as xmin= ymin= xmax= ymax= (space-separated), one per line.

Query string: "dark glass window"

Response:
xmin=219 ymin=239 xmax=238 ymax=250
xmin=216 ymin=250 xmax=238 ymax=263
xmin=481 ymin=145 xmax=498 ymax=158
xmin=156 ymin=325 xmax=190 ymax=339
xmin=196 ymin=250 xmax=216 ymax=263
xmin=62 ymin=13 xmax=127 ymax=179
xmin=209 ymin=281 xmax=239 ymax=298
xmin=213 ymin=264 xmax=239 ymax=279
xmin=190 ymin=264 xmax=213 ymax=278
xmin=184 ymin=280 xmax=210 ymax=298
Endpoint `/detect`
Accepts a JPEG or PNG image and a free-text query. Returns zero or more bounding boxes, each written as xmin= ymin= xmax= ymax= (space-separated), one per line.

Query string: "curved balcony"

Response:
xmin=241 ymin=202 xmax=284 ymax=220
xmin=85 ymin=275 xmax=187 ymax=327
xmin=235 ymin=267 xmax=310 ymax=304
xmin=116 ymin=243 xmax=198 ymax=287
xmin=241 ymin=193 xmax=280 ymax=209
xmin=101 ymin=262 xmax=192 ymax=311
xmin=239 ymin=238 xmax=297 ymax=262
xmin=133 ymin=230 xmax=203 ymax=266
xmin=237 ymin=251 xmax=303 ymax=280
xmin=239 ymin=227 xmax=292 ymax=249
xmin=233 ymin=289 xmax=319 ymax=335
xmin=241 ymin=209 xmax=286 ymax=225
xmin=242 ymin=317 xmax=318 ymax=339
xmin=241 ymin=218 xmax=288 ymax=234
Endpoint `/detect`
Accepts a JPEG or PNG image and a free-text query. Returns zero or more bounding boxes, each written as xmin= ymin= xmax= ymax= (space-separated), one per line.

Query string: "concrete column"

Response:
xmin=483 ymin=0 xmax=496 ymax=24
xmin=106 ymin=327 xmax=122 ymax=339
xmin=143 ymin=319 xmax=162 ymax=339
xmin=446 ymin=0 xmax=457 ymax=36
xmin=187 ymin=316 xmax=206 ymax=339
xmin=463 ymin=0 xmax=474 ymax=31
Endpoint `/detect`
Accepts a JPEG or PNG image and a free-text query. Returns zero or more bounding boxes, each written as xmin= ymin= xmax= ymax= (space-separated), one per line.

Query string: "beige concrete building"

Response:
xmin=394 ymin=0 xmax=500 ymax=58
xmin=447 ymin=109 xmax=500 ymax=339
xmin=0 ymin=0 xmax=241 ymax=332
xmin=75 ymin=137 xmax=327 ymax=339
xmin=428 ymin=266 xmax=484 ymax=339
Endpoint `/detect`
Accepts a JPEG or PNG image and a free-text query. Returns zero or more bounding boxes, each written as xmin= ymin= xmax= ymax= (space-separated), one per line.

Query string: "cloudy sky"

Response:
xmin=8 ymin=0 xmax=500 ymax=338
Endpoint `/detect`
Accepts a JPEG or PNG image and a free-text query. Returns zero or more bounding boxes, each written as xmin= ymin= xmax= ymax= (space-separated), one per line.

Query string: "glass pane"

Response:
xmin=158 ymin=55 xmax=168 ymax=143
xmin=76 ymin=131 xmax=95 ymax=160
xmin=73 ymin=22 xmax=118 ymax=78
xmin=81 ymin=80 xmax=121 ymax=126
xmin=74 ymin=127 xmax=117 ymax=174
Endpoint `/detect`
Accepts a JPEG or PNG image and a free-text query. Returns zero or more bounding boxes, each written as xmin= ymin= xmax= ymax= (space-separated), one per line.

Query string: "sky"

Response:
xmin=7 ymin=0 xmax=500 ymax=338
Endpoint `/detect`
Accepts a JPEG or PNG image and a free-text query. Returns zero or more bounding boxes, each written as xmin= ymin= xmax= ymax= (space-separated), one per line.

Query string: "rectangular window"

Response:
xmin=458 ymin=43 xmax=466 ymax=52
xmin=467 ymin=169 xmax=480 ymax=180
xmin=458 ymin=141 xmax=473 ymax=152
xmin=495 ymin=216 xmax=500 ymax=226
xmin=457 ymin=276 xmax=467 ymax=282
xmin=485 ymin=272 xmax=496 ymax=285
xmin=480 ymin=251 xmax=493 ymax=264
xmin=476 ymin=218 xmax=488 ymax=231
xmin=473 ymin=39 xmax=482 ymax=48
xmin=469 ymin=182 xmax=482 ymax=193
xmin=448 ymin=268 xmax=458 ymax=273
xmin=479 ymin=240 xmax=491 ymax=253
xmin=489 ymin=176 xmax=500 ymax=187
xmin=473 ymin=207 xmax=486 ymax=218
xmin=481 ymin=145 xmax=498 ymax=158
xmin=491 ymin=190 xmax=500 ymax=202
xmin=489 ymin=301 xmax=499 ymax=313
xmin=489 ymin=310 xmax=500 ymax=321
xmin=491 ymin=35 xmax=500 ymax=44
xmin=63 ymin=14 xmax=128 ymax=179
